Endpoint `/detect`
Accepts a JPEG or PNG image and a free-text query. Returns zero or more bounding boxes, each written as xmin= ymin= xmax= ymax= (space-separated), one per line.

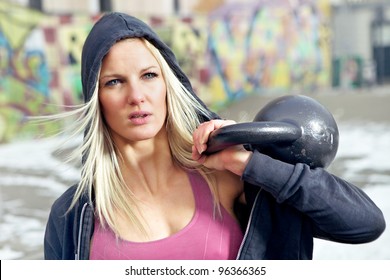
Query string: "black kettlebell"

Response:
xmin=205 ymin=95 xmax=339 ymax=169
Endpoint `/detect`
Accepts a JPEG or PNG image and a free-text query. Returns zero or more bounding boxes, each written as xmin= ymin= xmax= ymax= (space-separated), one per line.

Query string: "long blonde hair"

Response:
xmin=56 ymin=38 xmax=219 ymax=236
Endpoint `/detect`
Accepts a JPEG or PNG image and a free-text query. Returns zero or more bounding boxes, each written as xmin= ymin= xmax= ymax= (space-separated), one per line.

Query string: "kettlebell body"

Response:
xmin=205 ymin=95 xmax=339 ymax=169
xmin=252 ymin=95 xmax=338 ymax=168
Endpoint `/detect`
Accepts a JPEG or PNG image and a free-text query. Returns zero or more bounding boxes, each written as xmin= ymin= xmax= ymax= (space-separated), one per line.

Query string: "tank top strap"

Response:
xmin=187 ymin=170 xmax=214 ymax=212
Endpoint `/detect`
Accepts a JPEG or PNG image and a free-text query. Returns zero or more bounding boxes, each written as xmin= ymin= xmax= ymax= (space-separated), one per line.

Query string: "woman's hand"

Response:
xmin=192 ymin=120 xmax=252 ymax=176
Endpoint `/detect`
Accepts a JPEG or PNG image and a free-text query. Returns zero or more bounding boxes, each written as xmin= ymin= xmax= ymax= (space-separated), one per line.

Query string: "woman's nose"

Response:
xmin=126 ymin=83 xmax=145 ymax=105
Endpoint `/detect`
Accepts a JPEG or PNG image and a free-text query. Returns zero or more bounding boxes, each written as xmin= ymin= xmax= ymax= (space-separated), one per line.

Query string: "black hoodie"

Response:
xmin=44 ymin=12 xmax=385 ymax=260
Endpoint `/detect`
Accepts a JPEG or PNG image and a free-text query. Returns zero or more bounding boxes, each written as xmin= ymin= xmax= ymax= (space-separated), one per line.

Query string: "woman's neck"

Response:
xmin=115 ymin=132 xmax=179 ymax=196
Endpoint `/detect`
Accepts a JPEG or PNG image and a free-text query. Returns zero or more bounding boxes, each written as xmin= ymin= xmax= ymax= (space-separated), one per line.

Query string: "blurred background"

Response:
xmin=0 ymin=0 xmax=389 ymax=259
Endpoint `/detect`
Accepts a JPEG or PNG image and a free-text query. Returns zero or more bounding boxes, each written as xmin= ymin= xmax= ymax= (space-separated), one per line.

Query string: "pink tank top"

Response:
xmin=90 ymin=171 xmax=243 ymax=260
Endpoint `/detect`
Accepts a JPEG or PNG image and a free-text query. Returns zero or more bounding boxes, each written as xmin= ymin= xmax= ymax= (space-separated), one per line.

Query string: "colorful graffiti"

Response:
xmin=205 ymin=0 xmax=331 ymax=108
xmin=0 ymin=2 xmax=48 ymax=141
xmin=0 ymin=0 xmax=331 ymax=142
xmin=0 ymin=2 xmax=94 ymax=142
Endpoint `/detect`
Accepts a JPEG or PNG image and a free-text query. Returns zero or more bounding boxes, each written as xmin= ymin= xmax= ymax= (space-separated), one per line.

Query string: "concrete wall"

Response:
xmin=331 ymin=8 xmax=374 ymax=61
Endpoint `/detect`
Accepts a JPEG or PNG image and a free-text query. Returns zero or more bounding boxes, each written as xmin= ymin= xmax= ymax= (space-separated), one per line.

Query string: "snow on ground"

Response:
xmin=0 ymin=122 xmax=389 ymax=259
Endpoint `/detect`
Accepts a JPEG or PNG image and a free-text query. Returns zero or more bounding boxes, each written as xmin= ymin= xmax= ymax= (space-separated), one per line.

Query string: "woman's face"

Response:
xmin=98 ymin=39 xmax=167 ymax=145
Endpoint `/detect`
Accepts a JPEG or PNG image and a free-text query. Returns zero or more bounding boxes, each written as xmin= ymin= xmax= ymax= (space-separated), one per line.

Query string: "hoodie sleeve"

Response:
xmin=241 ymin=150 xmax=386 ymax=244
xmin=44 ymin=186 xmax=78 ymax=260
xmin=44 ymin=204 xmax=65 ymax=260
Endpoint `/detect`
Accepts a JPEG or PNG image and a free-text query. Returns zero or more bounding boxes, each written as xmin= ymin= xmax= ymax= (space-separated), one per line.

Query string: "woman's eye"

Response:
xmin=143 ymin=72 xmax=158 ymax=79
xmin=105 ymin=79 xmax=121 ymax=87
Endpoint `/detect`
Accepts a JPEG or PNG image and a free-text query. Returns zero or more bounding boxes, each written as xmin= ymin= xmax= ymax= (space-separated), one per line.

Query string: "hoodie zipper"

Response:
xmin=75 ymin=202 xmax=89 ymax=260
xmin=235 ymin=190 xmax=261 ymax=260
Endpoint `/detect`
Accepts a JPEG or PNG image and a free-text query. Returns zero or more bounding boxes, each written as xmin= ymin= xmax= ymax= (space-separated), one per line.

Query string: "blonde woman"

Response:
xmin=44 ymin=12 xmax=385 ymax=260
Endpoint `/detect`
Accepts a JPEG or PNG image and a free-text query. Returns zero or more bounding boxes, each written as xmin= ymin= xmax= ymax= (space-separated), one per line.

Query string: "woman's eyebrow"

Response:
xmin=139 ymin=65 xmax=160 ymax=72
xmin=99 ymin=73 xmax=124 ymax=80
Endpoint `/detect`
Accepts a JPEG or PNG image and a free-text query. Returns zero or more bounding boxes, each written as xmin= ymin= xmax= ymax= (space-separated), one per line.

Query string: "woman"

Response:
xmin=44 ymin=12 xmax=385 ymax=260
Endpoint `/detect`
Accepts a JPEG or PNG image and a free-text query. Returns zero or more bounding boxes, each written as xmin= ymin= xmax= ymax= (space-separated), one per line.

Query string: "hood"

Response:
xmin=81 ymin=12 xmax=217 ymax=121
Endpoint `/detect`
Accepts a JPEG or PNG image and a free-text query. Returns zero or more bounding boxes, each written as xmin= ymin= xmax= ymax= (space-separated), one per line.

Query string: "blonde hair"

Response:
xmin=53 ymin=38 xmax=219 ymax=236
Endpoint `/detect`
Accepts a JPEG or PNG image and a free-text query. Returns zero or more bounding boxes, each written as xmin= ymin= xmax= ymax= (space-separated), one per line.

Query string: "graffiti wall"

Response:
xmin=0 ymin=2 xmax=95 ymax=142
xmin=0 ymin=0 xmax=331 ymax=142
xmin=203 ymin=0 xmax=332 ymax=107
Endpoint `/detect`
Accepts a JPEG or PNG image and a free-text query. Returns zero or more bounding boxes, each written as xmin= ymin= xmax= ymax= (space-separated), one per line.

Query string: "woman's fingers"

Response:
xmin=193 ymin=120 xmax=236 ymax=154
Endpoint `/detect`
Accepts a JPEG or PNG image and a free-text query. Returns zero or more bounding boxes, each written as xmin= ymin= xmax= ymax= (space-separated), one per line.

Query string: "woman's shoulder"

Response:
xmin=215 ymin=170 xmax=244 ymax=203
xmin=49 ymin=184 xmax=81 ymax=215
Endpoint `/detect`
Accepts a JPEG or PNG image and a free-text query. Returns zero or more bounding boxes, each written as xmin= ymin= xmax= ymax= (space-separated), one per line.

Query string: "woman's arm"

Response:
xmin=193 ymin=120 xmax=386 ymax=244
xmin=44 ymin=208 xmax=64 ymax=260
xmin=242 ymin=150 xmax=386 ymax=244
xmin=44 ymin=186 xmax=79 ymax=260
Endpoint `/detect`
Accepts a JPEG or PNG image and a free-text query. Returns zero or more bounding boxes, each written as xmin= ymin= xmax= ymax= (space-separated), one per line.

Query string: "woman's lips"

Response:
xmin=128 ymin=111 xmax=151 ymax=125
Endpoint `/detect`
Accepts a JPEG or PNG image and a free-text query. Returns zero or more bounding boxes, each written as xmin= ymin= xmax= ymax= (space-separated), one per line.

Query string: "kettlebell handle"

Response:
xmin=205 ymin=122 xmax=301 ymax=154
